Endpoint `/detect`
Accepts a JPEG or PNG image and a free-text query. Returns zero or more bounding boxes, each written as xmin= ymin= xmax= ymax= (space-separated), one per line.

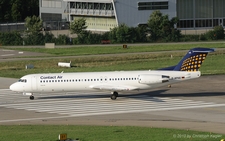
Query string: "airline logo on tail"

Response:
xmin=174 ymin=48 xmax=214 ymax=71
xmin=180 ymin=53 xmax=207 ymax=71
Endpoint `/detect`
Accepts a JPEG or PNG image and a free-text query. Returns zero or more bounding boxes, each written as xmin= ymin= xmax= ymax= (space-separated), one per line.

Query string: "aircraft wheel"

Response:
xmin=30 ymin=95 xmax=34 ymax=100
xmin=114 ymin=91 xmax=118 ymax=97
xmin=111 ymin=92 xmax=118 ymax=100
xmin=111 ymin=94 xmax=117 ymax=100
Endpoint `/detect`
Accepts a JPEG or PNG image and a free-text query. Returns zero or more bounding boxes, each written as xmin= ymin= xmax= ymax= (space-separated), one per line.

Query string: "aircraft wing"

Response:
xmin=89 ymin=84 xmax=139 ymax=91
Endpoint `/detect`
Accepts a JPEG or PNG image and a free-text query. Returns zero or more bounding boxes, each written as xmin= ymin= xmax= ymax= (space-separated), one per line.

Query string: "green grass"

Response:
xmin=3 ymin=42 xmax=225 ymax=56
xmin=0 ymin=125 xmax=224 ymax=141
xmin=0 ymin=50 xmax=224 ymax=78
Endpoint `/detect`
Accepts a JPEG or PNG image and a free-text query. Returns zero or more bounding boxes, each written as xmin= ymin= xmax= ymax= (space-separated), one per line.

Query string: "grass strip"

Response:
xmin=0 ymin=125 xmax=224 ymax=141
xmin=3 ymin=42 xmax=225 ymax=56
xmin=0 ymin=51 xmax=224 ymax=78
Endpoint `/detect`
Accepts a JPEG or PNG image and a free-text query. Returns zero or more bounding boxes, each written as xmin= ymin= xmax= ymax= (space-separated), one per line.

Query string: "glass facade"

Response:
xmin=138 ymin=1 xmax=169 ymax=10
xmin=42 ymin=0 xmax=62 ymax=8
xmin=70 ymin=2 xmax=113 ymax=10
xmin=177 ymin=0 xmax=225 ymax=28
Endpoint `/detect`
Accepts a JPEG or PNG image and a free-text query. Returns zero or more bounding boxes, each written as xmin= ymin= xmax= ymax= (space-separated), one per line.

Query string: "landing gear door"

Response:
xmin=31 ymin=76 xmax=37 ymax=91
xmin=138 ymin=75 xmax=141 ymax=83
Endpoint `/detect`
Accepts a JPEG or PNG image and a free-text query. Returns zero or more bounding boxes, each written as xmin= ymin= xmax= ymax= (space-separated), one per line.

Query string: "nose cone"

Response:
xmin=10 ymin=83 xmax=20 ymax=92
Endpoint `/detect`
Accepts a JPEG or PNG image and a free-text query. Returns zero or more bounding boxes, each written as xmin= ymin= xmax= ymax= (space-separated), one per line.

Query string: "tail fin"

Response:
xmin=160 ymin=47 xmax=214 ymax=71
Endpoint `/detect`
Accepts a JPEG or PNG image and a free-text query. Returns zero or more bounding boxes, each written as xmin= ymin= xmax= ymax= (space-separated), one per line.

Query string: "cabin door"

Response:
xmin=31 ymin=76 xmax=37 ymax=91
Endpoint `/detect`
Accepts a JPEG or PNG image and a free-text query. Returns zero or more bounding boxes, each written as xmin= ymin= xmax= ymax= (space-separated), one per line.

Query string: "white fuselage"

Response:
xmin=10 ymin=70 xmax=201 ymax=94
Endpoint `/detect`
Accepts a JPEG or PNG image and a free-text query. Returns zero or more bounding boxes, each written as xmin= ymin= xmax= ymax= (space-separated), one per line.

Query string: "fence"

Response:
xmin=0 ymin=23 xmax=26 ymax=32
xmin=0 ymin=21 xmax=70 ymax=32
xmin=0 ymin=22 xmax=216 ymax=35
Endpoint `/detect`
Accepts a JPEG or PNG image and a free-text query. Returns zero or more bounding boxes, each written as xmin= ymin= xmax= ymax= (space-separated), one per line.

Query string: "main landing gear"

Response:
xmin=111 ymin=91 xmax=118 ymax=100
xmin=29 ymin=95 xmax=34 ymax=100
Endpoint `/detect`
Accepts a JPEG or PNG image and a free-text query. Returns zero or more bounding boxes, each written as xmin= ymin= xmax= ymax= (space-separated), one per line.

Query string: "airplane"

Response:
xmin=10 ymin=47 xmax=214 ymax=100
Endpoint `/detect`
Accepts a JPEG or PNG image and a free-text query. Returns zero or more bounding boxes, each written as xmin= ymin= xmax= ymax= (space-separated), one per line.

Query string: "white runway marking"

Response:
xmin=1 ymin=89 xmax=225 ymax=123
xmin=1 ymin=54 xmax=14 ymax=56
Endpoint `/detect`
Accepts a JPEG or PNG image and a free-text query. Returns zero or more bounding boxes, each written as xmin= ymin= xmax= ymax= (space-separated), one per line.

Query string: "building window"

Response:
xmin=178 ymin=20 xmax=194 ymax=28
xmin=138 ymin=1 xmax=168 ymax=10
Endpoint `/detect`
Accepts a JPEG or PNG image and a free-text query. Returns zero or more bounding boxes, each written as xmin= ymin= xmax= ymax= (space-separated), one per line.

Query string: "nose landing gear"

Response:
xmin=23 ymin=92 xmax=34 ymax=100
xmin=29 ymin=95 xmax=34 ymax=100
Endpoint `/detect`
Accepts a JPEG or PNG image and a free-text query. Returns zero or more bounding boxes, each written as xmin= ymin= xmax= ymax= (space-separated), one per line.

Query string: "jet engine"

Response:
xmin=138 ymin=74 xmax=169 ymax=84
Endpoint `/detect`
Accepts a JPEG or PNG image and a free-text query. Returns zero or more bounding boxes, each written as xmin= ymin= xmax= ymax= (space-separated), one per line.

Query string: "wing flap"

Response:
xmin=89 ymin=84 xmax=139 ymax=91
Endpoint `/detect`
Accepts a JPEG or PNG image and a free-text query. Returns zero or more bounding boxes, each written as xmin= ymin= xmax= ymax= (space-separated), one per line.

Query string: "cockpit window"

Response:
xmin=18 ymin=79 xmax=27 ymax=83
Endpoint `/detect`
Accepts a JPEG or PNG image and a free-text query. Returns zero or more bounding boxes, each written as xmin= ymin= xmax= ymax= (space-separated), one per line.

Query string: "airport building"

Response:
xmin=39 ymin=0 xmax=225 ymax=31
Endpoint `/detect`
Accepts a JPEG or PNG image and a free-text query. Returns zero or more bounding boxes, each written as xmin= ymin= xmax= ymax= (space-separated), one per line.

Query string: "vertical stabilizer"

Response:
xmin=174 ymin=48 xmax=214 ymax=71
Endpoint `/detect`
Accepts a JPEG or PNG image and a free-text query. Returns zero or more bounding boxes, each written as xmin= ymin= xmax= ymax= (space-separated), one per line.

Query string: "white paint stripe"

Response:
xmin=2 ymin=49 xmax=15 ymax=52
xmin=4 ymin=99 xmax=221 ymax=116
xmin=17 ymin=103 xmax=222 ymax=114
xmin=5 ymin=100 xmax=208 ymax=109
xmin=1 ymin=95 xmax=211 ymax=105
xmin=1 ymin=54 xmax=14 ymax=56
xmin=1 ymin=89 xmax=225 ymax=123
xmin=0 ymin=104 xmax=225 ymax=123
xmin=0 ymin=89 xmax=11 ymax=90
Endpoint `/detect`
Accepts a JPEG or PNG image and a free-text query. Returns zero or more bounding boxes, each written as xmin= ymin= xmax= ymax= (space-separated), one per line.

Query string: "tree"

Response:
xmin=205 ymin=25 xmax=225 ymax=40
xmin=115 ymin=23 xmax=129 ymax=43
xmin=70 ymin=18 xmax=87 ymax=35
xmin=147 ymin=10 xmax=181 ymax=42
xmin=25 ymin=15 xmax=43 ymax=34
xmin=11 ymin=0 xmax=22 ymax=22
xmin=0 ymin=0 xmax=39 ymax=22
xmin=0 ymin=0 xmax=11 ymax=22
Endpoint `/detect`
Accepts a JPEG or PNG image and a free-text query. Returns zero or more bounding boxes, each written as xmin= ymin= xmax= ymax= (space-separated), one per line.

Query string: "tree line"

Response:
xmin=0 ymin=0 xmax=39 ymax=23
xmin=0 ymin=11 xmax=224 ymax=46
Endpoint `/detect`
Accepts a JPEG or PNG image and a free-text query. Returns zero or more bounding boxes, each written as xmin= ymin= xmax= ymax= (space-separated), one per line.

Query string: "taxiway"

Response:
xmin=1 ymin=75 xmax=225 ymax=134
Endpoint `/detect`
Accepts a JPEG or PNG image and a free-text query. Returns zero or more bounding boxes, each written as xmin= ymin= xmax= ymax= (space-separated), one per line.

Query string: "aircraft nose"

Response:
xmin=10 ymin=83 xmax=20 ymax=91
